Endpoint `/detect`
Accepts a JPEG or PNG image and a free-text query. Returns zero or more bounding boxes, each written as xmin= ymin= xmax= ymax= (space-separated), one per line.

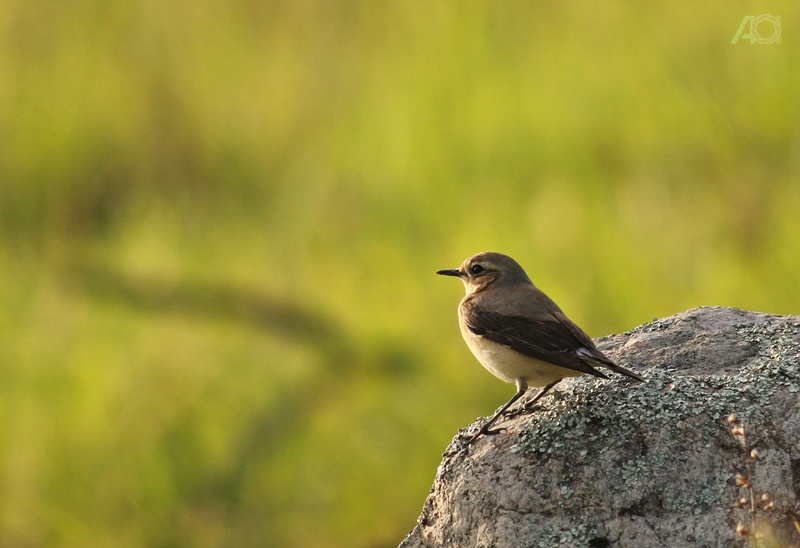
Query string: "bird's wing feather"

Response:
xmin=462 ymin=302 xmax=609 ymax=379
xmin=553 ymin=310 xmax=645 ymax=381
xmin=552 ymin=311 xmax=616 ymax=366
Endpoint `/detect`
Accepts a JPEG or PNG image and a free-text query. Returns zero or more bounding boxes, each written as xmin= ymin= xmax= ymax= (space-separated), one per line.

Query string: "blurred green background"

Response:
xmin=0 ymin=0 xmax=798 ymax=546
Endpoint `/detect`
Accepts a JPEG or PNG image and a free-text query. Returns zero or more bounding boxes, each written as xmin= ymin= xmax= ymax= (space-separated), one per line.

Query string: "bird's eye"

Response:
xmin=470 ymin=264 xmax=485 ymax=275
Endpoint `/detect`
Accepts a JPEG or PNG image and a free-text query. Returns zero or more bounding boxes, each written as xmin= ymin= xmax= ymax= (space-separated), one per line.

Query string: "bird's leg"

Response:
xmin=463 ymin=379 xmax=563 ymax=447
xmin=517 ymin=378 xmax=561 ymax=413
xmin=477 ymin=378 xmax=528 ymax=436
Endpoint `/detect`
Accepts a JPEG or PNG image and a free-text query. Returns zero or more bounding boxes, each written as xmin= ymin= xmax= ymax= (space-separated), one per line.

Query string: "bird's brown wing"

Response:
xmin=552 ymin=310 xmax=646 ymax=381
xmin=552 ymin=311 xmax=615 ymax=366
xmin=462 ymin=301 xmax=609 ymax=379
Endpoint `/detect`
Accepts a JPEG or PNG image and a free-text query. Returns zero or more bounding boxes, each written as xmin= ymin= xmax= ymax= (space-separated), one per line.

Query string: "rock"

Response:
xmin=399 ymin=307 xmax=800 ymax=548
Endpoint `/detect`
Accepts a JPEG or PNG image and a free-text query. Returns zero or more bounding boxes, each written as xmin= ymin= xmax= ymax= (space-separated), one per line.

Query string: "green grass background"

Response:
xmin=0 ymin=1 xmax=798 ymax=546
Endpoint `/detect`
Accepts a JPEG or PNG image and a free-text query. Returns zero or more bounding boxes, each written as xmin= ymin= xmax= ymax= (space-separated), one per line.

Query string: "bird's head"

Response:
xmin=436 ymin=252 xmax=532 ymax=295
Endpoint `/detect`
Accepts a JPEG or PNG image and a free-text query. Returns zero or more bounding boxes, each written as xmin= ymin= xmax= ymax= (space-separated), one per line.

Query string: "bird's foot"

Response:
xmin=460 ymin=422 xmax=507 ymax=447
xmin=479 ymin=425 xmax=507 ymax=436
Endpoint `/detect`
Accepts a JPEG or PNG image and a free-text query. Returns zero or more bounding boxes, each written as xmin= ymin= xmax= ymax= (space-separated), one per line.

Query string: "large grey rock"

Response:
xmin=400 ymin=307 xmax=800 ymax=548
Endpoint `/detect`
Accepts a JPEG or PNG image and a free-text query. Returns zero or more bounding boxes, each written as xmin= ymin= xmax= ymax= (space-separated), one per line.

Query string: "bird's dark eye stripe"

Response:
xmin=470 ymin=264 xmax=485 ymax=275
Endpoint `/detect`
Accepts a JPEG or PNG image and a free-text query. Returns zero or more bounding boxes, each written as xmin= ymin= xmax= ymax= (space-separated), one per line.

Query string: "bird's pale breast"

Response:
xmin=459 ymin=320 xmax=584 ymax=387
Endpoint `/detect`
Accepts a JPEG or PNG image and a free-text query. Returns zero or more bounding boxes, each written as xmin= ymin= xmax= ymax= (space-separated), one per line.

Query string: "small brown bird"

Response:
xmin=437 ymin=252 xmax=644 ymax=438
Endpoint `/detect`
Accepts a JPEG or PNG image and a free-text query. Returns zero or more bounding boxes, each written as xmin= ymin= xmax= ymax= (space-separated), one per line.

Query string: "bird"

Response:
xmin=437 ymin=251 xmax=644 ymax=440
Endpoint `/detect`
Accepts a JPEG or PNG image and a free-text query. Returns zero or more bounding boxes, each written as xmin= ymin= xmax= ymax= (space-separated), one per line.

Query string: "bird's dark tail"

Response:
xmin=605 ymin=362 xmax=646 ymax=382
xmin=577 ymin=347 xmax=646 ymax=382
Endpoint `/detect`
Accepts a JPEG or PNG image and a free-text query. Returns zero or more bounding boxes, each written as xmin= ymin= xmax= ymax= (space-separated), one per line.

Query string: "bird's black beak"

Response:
xmin=436 ymin=268 xmax=463 ymax=278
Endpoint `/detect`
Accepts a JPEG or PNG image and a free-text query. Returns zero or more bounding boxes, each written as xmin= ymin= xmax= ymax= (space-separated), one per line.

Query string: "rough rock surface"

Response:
xmin=399 ymin=307 xmax=800 ymax=548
